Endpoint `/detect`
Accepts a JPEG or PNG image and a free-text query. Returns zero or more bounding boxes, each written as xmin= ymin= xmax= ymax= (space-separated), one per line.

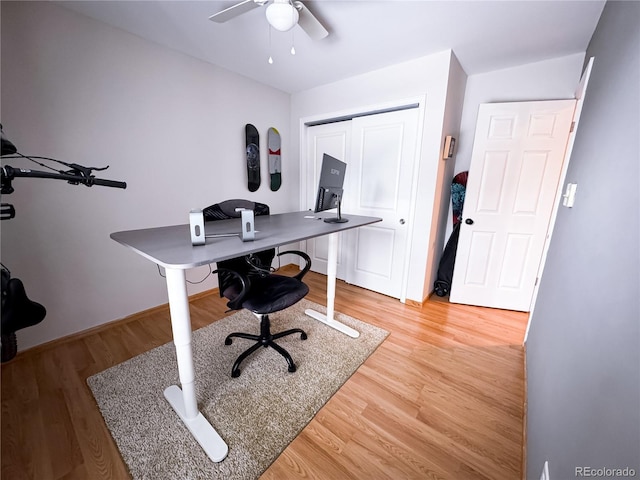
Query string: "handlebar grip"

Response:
xmin=91 ymin=177 xmax=127 ymax=189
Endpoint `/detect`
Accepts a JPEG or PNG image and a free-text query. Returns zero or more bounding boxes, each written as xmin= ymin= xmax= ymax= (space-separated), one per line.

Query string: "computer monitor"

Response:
xmin=314 ymin=153 xmax=348 ymax=223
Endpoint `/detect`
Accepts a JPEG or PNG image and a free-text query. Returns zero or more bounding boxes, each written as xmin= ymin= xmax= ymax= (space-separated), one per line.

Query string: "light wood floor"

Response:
xmin=1 ymin=270 xmax=528 ymax=479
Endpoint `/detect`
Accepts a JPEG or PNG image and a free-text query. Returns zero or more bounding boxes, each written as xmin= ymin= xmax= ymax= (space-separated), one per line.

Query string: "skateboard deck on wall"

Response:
xmin=267 ymin=127 xmax=281 ymax=191
xmin=245 ymin=124 xmax=260 ymax=192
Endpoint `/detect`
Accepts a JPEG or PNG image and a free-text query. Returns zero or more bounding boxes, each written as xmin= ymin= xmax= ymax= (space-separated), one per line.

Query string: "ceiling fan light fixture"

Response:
xmin=265 ymin=1 xmax=299 ymax=32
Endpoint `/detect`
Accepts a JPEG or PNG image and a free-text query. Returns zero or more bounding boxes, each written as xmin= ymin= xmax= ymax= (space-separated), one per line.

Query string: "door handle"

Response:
xmin=465 ymin=218 xmax=474 ymax=225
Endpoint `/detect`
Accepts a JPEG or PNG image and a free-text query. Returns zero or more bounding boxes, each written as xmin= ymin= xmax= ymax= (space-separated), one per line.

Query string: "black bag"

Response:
xmin=1 ymin=267 xmax=46 ymax=334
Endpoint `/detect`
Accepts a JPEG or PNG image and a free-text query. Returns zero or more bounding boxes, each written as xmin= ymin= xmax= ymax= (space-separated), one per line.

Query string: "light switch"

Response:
xmin=562 ymin=183 xmax=578 ymax=208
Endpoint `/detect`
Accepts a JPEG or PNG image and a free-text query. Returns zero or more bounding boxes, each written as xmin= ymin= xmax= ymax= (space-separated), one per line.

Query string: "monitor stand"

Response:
xmin=324 ymin=198 xmax=349 ymax=223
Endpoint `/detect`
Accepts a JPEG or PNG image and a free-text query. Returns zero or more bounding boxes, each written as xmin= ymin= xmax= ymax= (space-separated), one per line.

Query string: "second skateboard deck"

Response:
xmin=268 ymin=127 xmax=281 ymax=191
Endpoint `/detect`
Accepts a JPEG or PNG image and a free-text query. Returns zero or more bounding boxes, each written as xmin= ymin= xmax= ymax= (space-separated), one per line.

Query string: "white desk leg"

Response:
xmin=163 ymin=268 xmax=229 ymax=463
xmin=305 ymin=231 xmax=360 ymax=338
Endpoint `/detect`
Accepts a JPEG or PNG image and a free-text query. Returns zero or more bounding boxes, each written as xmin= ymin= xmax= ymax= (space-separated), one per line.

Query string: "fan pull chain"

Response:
xmin=268 ymin=25 xmax=274 ymax=64
xmin=290 ymin=6 xmax=296 ymax=55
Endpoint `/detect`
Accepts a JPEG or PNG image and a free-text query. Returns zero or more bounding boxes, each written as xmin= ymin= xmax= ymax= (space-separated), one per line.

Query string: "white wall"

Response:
xmin=291 ymin=52 xmax=587 ymax=302
xmin=423 ymin=55 xmax=467 ymax=299
xmin=455 ymin=53 xmax=585 ymax=175
xmin=291 ymin=51 xmax=459 ymax=303
xmin=441 ymin=53 xmax=586 ymax=242
xmin=1 ymin=2 xmax=294 ymax=349
xmin=1 ymin=2 xmax=592 ymax=349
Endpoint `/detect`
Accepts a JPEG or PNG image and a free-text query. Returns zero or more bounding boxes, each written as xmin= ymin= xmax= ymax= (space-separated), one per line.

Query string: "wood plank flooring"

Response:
xmin=1 ymin=269 xmax=528 ymax=479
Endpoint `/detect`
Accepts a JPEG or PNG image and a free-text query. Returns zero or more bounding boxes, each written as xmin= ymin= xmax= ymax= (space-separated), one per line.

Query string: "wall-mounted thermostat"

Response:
xmin=443 ymin=136 xmax=456 ymax=159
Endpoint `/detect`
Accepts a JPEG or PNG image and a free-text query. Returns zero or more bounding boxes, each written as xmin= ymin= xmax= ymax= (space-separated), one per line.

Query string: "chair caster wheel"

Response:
xmin=231 ymin=369 xmax=241 ymax=378
xmin=225 ymin=338 xmax=233 ymax=345
xmin=288 ymin=364 xmax=297 ymax=373
xmin=300 ymin=332 xmax=307 ymax=340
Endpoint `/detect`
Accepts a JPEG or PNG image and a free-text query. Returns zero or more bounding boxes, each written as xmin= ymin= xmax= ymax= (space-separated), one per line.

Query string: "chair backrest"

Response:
xmin=203 ymin=199 xmax=273 ymax=298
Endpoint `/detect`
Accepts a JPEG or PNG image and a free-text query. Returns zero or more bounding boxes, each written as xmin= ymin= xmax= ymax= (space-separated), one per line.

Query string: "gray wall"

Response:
xmin=525 ymin=2 xmax=640 ymax=479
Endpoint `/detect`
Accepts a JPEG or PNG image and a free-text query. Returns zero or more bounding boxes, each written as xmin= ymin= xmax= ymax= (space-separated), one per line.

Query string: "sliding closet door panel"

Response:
xmin=304 ymin=108 xmax=419 ymax=299
xmin=344 ymin=108 xmax=419 ymax=298
xmin=305 ymin=121 xmax=351 ymax=277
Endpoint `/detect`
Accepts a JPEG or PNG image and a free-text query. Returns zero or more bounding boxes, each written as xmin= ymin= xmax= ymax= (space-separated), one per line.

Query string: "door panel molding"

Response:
xmin=450 ymin=99 xmax=575 ymax=312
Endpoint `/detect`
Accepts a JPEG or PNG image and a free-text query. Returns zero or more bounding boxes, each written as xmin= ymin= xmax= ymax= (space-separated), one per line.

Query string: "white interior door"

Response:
xmin=343 ymin=109 xmax=419 ymax=298
xmin=450 ymin=100 xmax=576 ymax=311
xmin=305 ymin=121 xmax=351 ymax=278
xmin=304 ymin=108 xmax=420 ymax=299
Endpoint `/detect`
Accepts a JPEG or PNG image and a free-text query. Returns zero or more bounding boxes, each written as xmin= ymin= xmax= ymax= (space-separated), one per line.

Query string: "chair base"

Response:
xmin=224 ymin=314 xmax=307 ymax=378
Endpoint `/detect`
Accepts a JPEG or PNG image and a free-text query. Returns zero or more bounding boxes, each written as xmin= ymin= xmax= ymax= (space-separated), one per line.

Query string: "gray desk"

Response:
xmin=111 ymin=211 xmax=381 ymax=463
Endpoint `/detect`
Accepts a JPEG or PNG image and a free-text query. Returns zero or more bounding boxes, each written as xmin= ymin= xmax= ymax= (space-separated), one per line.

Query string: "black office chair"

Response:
xmin=203 ymin=199 xmax=311 ymax=378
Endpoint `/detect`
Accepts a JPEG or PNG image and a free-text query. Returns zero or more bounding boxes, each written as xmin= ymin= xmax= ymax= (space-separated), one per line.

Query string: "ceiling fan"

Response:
xmin=209 ymin=0 xmax=329 ymax=40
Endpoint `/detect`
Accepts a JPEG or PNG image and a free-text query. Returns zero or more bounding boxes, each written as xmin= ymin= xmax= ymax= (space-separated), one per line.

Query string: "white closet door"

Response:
xmin=343 ymin=109 xmax=419 ymax=298
xmin=305 ymin=121 xmax=351 ymax=277
xmin=304 ymin=108 xmax=419 ymax=299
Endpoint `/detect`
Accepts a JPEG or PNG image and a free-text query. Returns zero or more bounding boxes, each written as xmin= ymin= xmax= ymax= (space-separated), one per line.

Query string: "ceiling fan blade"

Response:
xmin=209 ymin=0 xmax=261 ymax=23
xmin=293 ymin=1 xmax=328 ymax=40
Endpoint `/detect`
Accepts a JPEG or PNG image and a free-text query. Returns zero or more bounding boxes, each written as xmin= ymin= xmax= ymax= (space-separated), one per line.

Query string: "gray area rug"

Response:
xmin=88 ymin=299 xmax=388 ymax=480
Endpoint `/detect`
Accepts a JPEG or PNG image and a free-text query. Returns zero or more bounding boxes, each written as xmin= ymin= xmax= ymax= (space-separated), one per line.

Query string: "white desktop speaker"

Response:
xmin=237 ymin=208 xmax=255 ymax=242
xmin=189 ymin=209 xmax=205 ymax=246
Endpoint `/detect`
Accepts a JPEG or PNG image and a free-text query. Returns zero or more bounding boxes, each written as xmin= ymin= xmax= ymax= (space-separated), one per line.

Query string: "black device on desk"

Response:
xmin=314 ymin=153 xmax=348 ymax=223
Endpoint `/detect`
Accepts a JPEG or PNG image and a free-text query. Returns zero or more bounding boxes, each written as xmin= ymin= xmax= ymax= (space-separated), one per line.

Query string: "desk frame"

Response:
xmin=111 ymin=211 xmax=381 ymax=463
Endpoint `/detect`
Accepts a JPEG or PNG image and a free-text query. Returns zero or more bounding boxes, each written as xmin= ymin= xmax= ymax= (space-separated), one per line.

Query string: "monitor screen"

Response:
xmin=314 ymin=154 xmax=348 ymax=223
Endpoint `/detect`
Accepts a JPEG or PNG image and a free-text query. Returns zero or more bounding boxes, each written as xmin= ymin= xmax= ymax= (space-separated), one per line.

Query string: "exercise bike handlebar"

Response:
xmin=1 ymin=165 xmax=127 ymax=189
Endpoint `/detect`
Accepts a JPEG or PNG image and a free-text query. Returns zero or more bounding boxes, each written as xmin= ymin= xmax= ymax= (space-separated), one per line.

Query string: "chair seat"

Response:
xmin=207 ymin=199 xmax=312 ymax=377
xmin=223 ymin=274 xmax=309 ymax=315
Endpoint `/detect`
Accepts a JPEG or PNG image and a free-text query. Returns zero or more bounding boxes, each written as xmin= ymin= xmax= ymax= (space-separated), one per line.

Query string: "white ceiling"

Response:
xmin=57 ymin=0 xmax=606 ymax=94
